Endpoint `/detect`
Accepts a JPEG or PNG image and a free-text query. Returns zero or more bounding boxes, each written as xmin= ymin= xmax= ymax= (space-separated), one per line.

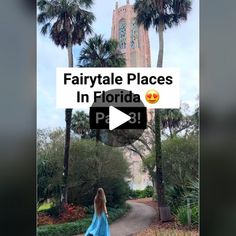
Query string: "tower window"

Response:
xmin=130 ymin=19 xmax=140 ymax=49
xmin=119 ymin=19 xmax=127 ymax=49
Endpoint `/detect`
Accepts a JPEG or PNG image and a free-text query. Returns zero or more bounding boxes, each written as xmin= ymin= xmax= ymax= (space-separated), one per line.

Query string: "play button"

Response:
xmin=109 ymin=106 xmax=131 ymax=130
xmin=89 ymin=89 xmax=147 ymax=147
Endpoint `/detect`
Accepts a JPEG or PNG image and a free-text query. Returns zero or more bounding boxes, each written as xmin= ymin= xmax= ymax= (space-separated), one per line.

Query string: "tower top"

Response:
xmin=115 ymin=0 xmax=130 ymax=9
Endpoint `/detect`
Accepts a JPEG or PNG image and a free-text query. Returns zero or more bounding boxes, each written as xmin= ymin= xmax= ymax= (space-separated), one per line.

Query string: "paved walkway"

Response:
xmin=77 ymin=200 xmax=156 ymax=236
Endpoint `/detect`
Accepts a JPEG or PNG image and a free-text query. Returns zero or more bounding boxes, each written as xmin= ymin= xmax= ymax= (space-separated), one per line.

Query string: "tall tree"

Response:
xmin=78 ymin=34 xmax=126 ymax=143
xmin=134 ymin=0 xmax=192 ymax=221
xmin=78 ymin=34 xmax=126 ymax=67
xmin=37 ymin=0 xmax=95 ymax=203
xmin=71 ymin=110 xmax=97 ymax=139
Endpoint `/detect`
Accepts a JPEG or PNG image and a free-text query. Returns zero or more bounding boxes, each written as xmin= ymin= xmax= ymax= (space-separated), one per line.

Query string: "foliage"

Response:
xmin=162 ymin=105 xmax=199 ymax=138
xmin=190 ymin=205 xmax=199 ymax=226
xmin=191 ymin=107 xmax=199 ymax=135
xmin=46 ymin=204 xmax=64 ymax=218
xmin=162 ymin=136 xmax=198 ymax=187
xmin=134 ymin=0 xmax=192 ymax=214
xmin=68 ymin=139 xmax=130 ymax=207
xmin=38 ymin=202 xmax=53 ymax=212
xmin=172 ymin=178 xmax=199 ymax=226
xmin=37 ymin=219 xmax=91 ymax=236
xmin=37 ymin=205 xmax=128 ymax=236
xmin=176 ymin=204 xmax=199 ymax=226
xmin=184 ymin=179 xmax=199 ymax=205
xmin=37 ymin=129 xmax=64 ymax=205
xmin=37 ymin=129 xmax=130 ymax=207
xmin=71 ymin=111 xmax=90 ymax=137
xmin=125 ymin=105 xmax=199 ymax=195
xmin=38 ymin=204 xmax=86 ymax=226
xmin=129 ymin=186 xmax=154 ymax=199
xmin=166 ymin=179 xmax=199 ymax=215
xmin=78 ymin=34 xmax=126 ymax=67
xmin=107 ymin=205 xmax=130 ymax=222
xmin=37 ymin=0 xmax=95 ymax=204
xmin=134 ymin=0 xmax=192 ymax=31
xmin=165 ymin=185 xmax=185 ymax=214
xmin=163 ymin=136 xmax=198 ymax=213
xmin=160 ymin=109 xmax=183 ymax=130
xmin=143 ymin=135 xmax=198 ymax=213
xmin=71 ymin=110 xmax=97 ymax=139
xmin=37 ymin=0 xmax=95 ymax=48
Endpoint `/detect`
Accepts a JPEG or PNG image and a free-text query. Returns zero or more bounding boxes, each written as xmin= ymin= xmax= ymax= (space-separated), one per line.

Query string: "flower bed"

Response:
xmin=38 ymin=204 xmax=86 ymax=226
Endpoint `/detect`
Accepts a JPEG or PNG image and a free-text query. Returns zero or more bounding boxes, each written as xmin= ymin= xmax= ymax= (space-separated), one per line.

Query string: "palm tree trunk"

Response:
xmin=157 ymin=23 xmax=164 ymax=67
xmin=62 ymin=40 xmax=73 ymax=204
xmin=155 ymin=22 xmax=165 ymax=207
xmin=67 ymin=42 xmax=73 ymax=67
xmin=63 ymin=108 xmax=72 ymax=204
xmin=155 ymin=109 xmax=166 ymax=207
xmin=155 ymin=22 xmax=172 ymax=221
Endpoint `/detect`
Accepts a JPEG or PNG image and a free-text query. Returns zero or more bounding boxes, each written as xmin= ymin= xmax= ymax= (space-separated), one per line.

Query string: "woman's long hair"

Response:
xmin=95 ymin=188 xmax=106 ymax=215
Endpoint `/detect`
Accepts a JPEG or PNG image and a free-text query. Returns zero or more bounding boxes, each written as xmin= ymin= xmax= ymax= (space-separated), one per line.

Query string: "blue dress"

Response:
xmin=85 ymin=211 xmax=110 ymax=236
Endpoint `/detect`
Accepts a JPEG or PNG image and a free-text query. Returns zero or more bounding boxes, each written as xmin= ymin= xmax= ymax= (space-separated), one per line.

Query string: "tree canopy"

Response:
xmin=78 ymin=34 xmax=126 ymax=67
xmin=134 ymin=0 xmax=192 ymax=31
xmin=37 ymin=0 xmax=95 ymax=48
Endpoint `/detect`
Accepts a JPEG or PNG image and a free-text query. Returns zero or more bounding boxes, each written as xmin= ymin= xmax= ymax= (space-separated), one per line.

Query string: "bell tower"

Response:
xmin=112 ymin=1 xmax=151 ymax=67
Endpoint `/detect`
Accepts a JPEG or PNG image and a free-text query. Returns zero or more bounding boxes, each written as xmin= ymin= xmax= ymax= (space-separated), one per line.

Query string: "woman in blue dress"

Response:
xmin=85 ymin=188 xmax=110 ymax=236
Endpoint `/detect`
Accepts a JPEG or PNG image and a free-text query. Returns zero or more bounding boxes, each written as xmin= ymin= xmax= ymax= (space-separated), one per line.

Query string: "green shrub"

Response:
xmin=67 ymin=140 xmax=130 ymax=207
xmin=38 ymin=202 xmax=53 ymax=212
xmin=176 ymin=206 xmax=189 ymax=226
xmin=176 ymin=204 xmax=199 ymax=226
xmin=162 ymin=136 xmax=198 ymax=190
xmin=185 ymin=179 xmax=199 ymax=205
xmin=129 ymin=186 xmax=154 ymax=199
xmin=191 ymin=205 xmax=199 ymax=226
xmin=37 ymin=219 xmax=91 ymax=236
xmin=37 ymin=131 xmax=130 ymax=208
xmin=107 ymin=204 xmax=129 ymax=222
xmin=166 ymin=185 xmax=185 ymax=214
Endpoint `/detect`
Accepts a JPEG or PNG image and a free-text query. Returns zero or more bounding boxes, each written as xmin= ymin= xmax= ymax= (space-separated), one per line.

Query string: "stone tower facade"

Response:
xmin=112 ymin=0 xmax=151 ymax=67
xmin=111 ymin=1 xmax=152 ymax=190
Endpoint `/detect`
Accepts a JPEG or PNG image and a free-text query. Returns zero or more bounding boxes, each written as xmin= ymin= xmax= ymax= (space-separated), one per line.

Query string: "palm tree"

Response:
xmin=78 ymin=34 xmax=126 ymax=67
xmin=71 ymin=110 xmax=91 ymax=138
xmin=134 ymin=0 xmax=192 ymax=221
xmin=161 ymin=109 xmax=183 ymax=138
xmin=78 ymin=34 xmax=126 ymax=143
xmin=37 ymin=0 xmax=95 ymax=204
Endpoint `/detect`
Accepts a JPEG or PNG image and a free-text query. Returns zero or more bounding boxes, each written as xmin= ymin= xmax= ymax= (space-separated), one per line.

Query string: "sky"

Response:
xmin=37 ymin=0 xmax=199 ymax=129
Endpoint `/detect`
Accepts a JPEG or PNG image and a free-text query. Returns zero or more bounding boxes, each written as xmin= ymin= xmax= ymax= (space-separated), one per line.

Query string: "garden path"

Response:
xmin=77 ymin=200 xmax=156 ymax=236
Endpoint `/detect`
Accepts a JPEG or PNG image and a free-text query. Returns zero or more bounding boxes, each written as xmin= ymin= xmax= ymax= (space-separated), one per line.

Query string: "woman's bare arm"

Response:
xmin=104 ymin=202 xmax=108 ymax=218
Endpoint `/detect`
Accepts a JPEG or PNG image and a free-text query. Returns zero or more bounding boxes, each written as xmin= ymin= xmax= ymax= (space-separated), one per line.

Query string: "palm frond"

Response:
xmin=41 ymin=22 xmax=51 ymax=35
xmin=73 ymin=0 xmax=94 ymax=9
xmin=37 ymin=0 xmax=95 ymax=48
xmin=78 ymin=34 xmax=126 ymax=68
xmin=38 ymin=12 xmax=50 ymax=24
xmin=134 ymin=0 xmax=192 ymax=31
